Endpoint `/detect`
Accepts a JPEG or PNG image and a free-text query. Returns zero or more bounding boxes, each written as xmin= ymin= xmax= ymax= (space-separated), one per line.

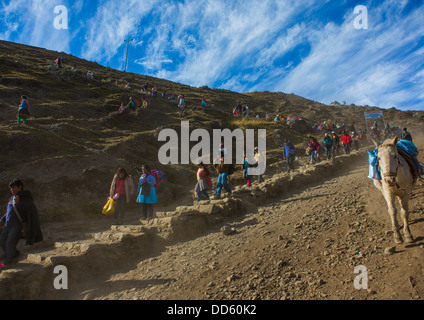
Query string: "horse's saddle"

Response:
xmin=396 ymin=146 xmax=423 ymax=181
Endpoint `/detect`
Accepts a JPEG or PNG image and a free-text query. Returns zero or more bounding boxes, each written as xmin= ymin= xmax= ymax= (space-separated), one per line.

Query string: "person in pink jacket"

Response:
xmin=109 ymin=168 xmax=135 ymax=225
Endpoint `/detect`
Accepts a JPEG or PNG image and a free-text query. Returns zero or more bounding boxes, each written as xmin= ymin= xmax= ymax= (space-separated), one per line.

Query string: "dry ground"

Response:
xmin=27 ymin=141 xmax=422 ymax=301
xmin=82 ymin=162 xmax=424 ymax=301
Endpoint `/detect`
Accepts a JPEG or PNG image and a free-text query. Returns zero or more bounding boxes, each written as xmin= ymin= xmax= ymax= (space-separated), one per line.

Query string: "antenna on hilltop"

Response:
xmin=124 ymin=39 xmax=134 ymax=72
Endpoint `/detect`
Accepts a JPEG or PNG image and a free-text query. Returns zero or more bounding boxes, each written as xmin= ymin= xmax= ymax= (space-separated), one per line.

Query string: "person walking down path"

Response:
xmin=331 ymin=131 xmax=340 ymax=157
xmin=17 ymin=96 xmax=30 ymax=124
xmin=254 ymin=147 xmax=265 ymax=183
xmin=283 ymin=139 xmax=297 ymax=173
xmin=178 ymin=95 xmax=186 ymax=117
xmin=195 ymin=163 xmax=211 ymax=200
xmin=322 ymin=133 xmax=334 ymax=160
xmin=201 ymin=99 xmax=208 ymax=112
xmin=213 ymin=155 xmax=232 ymax=199
xmin=0 ymin=179 xmax=42 ymax=268
xmin=109 ymin=168 xmax=135 ymax=225
xmin=55 ymin=57 xmax=63 ymax=69
xmin=341 ymin=131 xmax=352 ymax=154
xmin=242 ymin=152 xmax=254 ymax=187
xmin=136 ymin=165 xmax=158 ymax=219
xmin=308 ymin=137 xmax=318 ymax=164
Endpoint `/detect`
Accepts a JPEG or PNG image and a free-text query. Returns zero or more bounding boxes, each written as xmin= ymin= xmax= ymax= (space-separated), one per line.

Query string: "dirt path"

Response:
xmin=70 ymin=160 xmax=424 ymax=300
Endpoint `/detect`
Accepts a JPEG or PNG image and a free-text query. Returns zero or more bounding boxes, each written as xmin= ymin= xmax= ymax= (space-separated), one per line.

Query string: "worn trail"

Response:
xmin=76 ymin=160 xmax=424 ymax=300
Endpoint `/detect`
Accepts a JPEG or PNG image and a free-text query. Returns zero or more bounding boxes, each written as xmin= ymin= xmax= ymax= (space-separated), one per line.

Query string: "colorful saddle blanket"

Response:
xmin=368 ymin=140 xmax=423 ymax=181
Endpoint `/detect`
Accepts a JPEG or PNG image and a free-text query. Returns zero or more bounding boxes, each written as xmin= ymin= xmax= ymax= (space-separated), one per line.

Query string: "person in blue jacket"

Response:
xmin=137 ymin=165 xmax=158 ymax=219
xmin=201 ymin=99 xmax=208 ymax=112
xmin=283 ymin=139 xmax=297 ymax=173
xmin=17 ymin=96 xmax=30 ymax=124
xmin=322 ymin=133 xmax=334 ymax=160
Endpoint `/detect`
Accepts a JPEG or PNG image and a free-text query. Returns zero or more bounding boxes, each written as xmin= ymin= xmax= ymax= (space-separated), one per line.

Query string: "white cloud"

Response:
xmin=81 ymin=0 xmax=155 ymax=63
xmin=270 ymin=1 xmax=424 ymax=110
xmin=0 ymin=0 xmax=71 ymax=53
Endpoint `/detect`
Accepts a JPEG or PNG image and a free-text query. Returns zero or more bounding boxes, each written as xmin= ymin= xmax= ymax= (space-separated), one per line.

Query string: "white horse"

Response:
xmin=373 ymin=137 xmax=417 ymax=244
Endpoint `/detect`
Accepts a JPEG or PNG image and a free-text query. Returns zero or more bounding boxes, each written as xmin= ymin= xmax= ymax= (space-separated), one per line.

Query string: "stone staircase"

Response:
xmin=0 ymin=149 xmax=369 ymax=299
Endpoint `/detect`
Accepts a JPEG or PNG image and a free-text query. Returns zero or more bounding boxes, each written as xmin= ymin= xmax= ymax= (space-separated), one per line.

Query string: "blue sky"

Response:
xmin=1 ymin=0 xmax=424 ymax=111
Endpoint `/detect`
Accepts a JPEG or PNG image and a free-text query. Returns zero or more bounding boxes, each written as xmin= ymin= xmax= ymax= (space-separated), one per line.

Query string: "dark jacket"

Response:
xmin=401 ymin=132 xmax=413 ymax=142
xmin=17 ymin=190 xmax=43 ymax=245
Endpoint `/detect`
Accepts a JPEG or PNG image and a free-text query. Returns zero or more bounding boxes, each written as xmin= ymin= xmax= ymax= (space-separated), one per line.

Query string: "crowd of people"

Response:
xmin=233 ymin=101 xmax=249 ymax=117
xmin=6 ymin=57 xmax=420 ymax=272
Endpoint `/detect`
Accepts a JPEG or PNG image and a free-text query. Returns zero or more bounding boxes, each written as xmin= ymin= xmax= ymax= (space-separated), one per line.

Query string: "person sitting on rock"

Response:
xmin=119 ymin=103 xmax=126 ymax=113
xmin=127 ymin=97 xmax=137 ymax=112
xmin=142 ymin=98 xmax=150 ymax=109
xmin=152 ymin=87 xmax=158 ymax=97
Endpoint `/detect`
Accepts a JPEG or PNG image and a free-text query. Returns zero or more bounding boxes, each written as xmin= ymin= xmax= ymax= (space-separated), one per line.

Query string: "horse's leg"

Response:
xmin=385 ymin=192 xmax=403 ymax=243
xmin=399 ymin=195 xmax=414 ymax=243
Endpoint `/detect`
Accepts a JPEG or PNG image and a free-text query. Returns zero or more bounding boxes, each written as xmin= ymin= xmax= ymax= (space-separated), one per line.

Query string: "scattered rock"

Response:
xmin=221 ymin=226 xmax=236 ymax=236
xmin=384 ymin=246 xmax=396 ymax=255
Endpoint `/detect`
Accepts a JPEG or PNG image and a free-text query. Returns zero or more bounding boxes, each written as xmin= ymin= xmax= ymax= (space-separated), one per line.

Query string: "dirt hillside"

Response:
xmin=0 ymin=40 xmax=423 ymax=301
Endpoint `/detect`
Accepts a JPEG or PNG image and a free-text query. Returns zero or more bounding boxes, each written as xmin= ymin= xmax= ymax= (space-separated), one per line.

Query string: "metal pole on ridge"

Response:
xmin=124 ymin=39 xmax=134 ymax=72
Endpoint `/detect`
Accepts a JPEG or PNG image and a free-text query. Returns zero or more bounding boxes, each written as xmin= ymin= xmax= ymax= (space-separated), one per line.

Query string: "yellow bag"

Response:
xmin=102 ymin=198 xmax=115 ymax=215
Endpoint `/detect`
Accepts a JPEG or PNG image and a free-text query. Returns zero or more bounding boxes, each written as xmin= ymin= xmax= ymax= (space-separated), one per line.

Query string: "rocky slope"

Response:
xmin=0 ymin=40 xmax=423 ymax=301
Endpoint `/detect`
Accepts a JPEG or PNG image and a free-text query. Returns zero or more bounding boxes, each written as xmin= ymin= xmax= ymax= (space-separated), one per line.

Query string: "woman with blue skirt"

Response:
xmin=137 ymin=165 xmax=158 ymax=219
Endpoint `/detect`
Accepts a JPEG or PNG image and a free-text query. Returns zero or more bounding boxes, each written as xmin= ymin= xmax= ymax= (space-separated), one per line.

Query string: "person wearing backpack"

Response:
xmin=136 ymin=165 xmax=158 ymax=219
xmin=308 ymin=137 xmax=318 ymax=164
xmin=331 ymin=131 xmax=340 ymax=157
xmin=127 ymin=97 xmax=137 ymax=112
xmin=283 ymin=139 xmax=297 ymax=173
xmin=195 ymin=163 xmax=211 ymax=200
xmin=322 ymin=133 xmax=333 ymax=160
xmin=109 ymin=168 xmax=135 ymax=225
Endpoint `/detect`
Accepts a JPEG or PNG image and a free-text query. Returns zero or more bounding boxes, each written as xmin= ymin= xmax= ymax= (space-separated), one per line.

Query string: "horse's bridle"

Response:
xmin=377 ymin=144 xmax=400 ymax=179
xmin=377 ymin=144 xmax=413 ymax=193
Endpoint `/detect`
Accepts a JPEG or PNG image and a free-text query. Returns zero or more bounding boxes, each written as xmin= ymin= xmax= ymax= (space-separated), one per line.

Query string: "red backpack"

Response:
xmin=150 ymin=169 xmax=164 ymax=187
